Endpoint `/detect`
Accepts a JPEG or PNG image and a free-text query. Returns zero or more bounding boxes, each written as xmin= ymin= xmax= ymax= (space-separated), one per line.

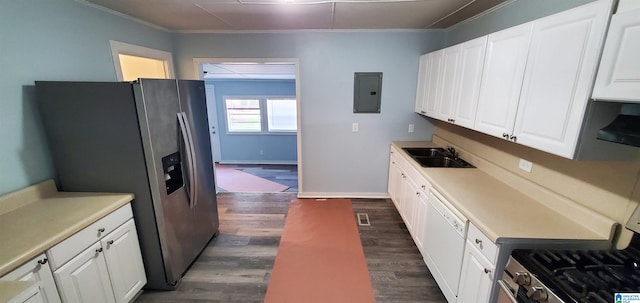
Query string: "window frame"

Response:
xmin=109 ymin=40 xmax=175 ymax=81
xmin=223 ymin=95 xmax=297 ymax=135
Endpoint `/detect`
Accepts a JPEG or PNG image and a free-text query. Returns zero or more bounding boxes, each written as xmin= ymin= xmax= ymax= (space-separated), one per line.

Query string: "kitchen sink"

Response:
xmin=413 ymin=156 xmax=474 ymax=168
xmin=402 ymin=147 xmax=475 ymax=168
xmin=402 ymin=148 xmax=446 ymax=157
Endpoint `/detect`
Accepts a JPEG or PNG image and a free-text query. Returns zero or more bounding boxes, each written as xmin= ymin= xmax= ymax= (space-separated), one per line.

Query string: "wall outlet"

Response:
xmin=408 ymin=124 xmax=415 ymax=133
xmin=519 ymin=159 xmax=533 ymax=173
xmin=352 ymin=122 xmax=359 ymax=132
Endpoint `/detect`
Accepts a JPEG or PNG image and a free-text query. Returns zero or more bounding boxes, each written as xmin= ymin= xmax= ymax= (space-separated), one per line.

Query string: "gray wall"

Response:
xmin=174 ymin=31 xmax=444 ymax=195
xmin=207 ymin=79 xmax=297 ymax=164
xmin=445 ymin=0 xmax=596 ymax=46
xmin=0 ymin=0 xmax=173 ymax=195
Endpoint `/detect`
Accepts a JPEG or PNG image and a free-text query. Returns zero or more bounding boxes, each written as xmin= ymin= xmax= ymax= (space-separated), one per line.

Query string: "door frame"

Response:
xmin=192 ymin=58 xmax=302 ymax=193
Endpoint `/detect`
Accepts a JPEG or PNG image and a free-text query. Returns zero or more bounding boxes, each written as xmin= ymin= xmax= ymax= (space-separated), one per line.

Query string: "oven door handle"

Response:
xmin=498 ymin=280 xmax=518 ymax=303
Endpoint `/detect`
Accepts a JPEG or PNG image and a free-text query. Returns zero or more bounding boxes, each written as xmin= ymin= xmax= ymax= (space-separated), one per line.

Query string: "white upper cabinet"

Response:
xmin=474 ymin=22 xmax=533 ymax=139
xmin=423 ymin=50 xmax=444 ymax=118
xmin=592 ymin=6 xmax=640 ymax=102
xmin=513 ymin=0 xmax=611 ymax=158
xmin=452 ymin=36 xmax=488 ymax=128
xmin=414 ymin=54 xmax=429 ymax=114
xmin=415 ymin=37 xmax=487 ymax=128
xmin=436 ymin=44 xmax=462 ymax=122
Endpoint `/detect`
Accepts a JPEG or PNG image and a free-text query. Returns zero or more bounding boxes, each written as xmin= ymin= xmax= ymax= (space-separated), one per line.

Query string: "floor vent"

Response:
xmin=357 ymin=213 xmax=371 ymax=226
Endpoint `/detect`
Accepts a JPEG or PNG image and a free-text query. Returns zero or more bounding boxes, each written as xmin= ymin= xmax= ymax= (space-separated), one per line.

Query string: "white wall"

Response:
xmin=173 ymin=31 xmax=444 ymax=196
xmin=0 ymin=0 xmax=173 ymax=195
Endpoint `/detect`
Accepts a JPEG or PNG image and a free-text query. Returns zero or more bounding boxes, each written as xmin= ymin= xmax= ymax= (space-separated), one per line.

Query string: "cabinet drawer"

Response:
xmin=406 ymin=165 xmax=430 ymax=195
xmin=47 ymin=204 xmax=133 ymax=270
xmin=467 ymin=223 xmax=498 ymax=264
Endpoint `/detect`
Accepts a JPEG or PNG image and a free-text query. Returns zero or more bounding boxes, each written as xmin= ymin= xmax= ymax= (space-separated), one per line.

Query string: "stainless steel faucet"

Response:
xmin=446 ymin=146 xmax=458 ymax=159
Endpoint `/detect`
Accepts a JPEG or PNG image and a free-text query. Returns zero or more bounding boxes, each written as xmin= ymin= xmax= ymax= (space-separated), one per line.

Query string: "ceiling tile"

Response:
xmin=194 ymin=2 xmax=334 ymax=30
xmin=333 ymin=0 xmax=474 ymax=29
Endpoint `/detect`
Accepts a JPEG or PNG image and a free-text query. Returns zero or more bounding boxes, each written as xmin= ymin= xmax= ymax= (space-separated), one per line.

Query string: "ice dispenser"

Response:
xmin=162 ymin=152 xmax=184 ymax=195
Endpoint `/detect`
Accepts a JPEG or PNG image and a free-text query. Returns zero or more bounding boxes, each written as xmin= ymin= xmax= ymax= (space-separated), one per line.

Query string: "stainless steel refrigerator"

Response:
xmin=35 ymin=79 xmax=220 ymax=290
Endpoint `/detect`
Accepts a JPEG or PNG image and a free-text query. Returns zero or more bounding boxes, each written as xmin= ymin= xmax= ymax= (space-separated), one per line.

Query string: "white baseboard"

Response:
xmin=296 ymin=192 xmax=390 ymax=199
xmin=217 ymin=160 xmax=297 ymax=165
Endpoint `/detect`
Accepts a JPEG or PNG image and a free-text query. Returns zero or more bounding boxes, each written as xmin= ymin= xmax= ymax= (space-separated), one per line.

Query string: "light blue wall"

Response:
xmin=174 ymin=31 xmax=444 ymax=195
xmin=445 ymin=0 xmax=596 ymax=46
xmin=207 ymin=79 xmax=297 ymax=163
xmin=0 ymin=0 xmax=173 ymax=195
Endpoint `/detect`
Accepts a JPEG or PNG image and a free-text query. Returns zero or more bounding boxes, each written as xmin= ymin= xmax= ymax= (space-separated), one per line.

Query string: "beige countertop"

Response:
xmin=0 ymin=180 xmax=134 ymax=277
xmin=392 ymin=141 xmax=616 ymax=245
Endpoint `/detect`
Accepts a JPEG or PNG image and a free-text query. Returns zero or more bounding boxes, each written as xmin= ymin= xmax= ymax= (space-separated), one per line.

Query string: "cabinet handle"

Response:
xmin=420 ymin=111 xmax=426 ymax=114
xmin=502 ymin=133 xmax=509 ymax=139
xmin=107 ymin=240 xmax=114 ymax=246
xmin=37 ymin=258 xmax=48 ymax=265
xmin=416 ymin=192 xmax=420 ymax=196
xmin=96 ymin=247 xmax=103 ymax=253
xmin=421 ymin=185 xmax=426 ymax=190
xmin=450 ymin=119 xmax=455 ymax=123
xmin=475 ymin=239 xmax=482 ymax=244
xmin=98 ymin=228 xmax=105 ymax=233
xmin=510 ymin=135 xmax=517 ymax=142
xmin=484 ymin=268 xmax=491 ymax=274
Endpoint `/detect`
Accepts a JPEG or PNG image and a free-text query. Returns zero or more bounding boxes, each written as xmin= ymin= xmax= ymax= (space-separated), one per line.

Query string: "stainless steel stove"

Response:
xmin=498 ymin=206 xmax=640 ymax=303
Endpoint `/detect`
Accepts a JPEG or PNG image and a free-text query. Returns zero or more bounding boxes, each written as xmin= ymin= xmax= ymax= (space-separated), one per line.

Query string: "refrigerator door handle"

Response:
xmin=181 ymin=112 xmax=199 ymax=208
xmin=177 ymin=112 xmax=196 ymax=208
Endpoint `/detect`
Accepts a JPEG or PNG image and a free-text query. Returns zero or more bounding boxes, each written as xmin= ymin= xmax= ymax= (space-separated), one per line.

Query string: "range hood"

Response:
xmin=596 ymin=104 xmax=640 ymax=148
xmin=597 ymin=114 xmax=640 ymax=147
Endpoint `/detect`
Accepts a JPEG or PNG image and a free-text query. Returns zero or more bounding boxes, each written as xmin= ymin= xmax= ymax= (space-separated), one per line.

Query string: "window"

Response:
xmin=224 ymin=97 xmax=297 ymax=134
xmin=110 ymin=40 xmax=174 ymax=81
xmin=226 ymin=99 xmax=262 ymax=132
xmin=267 ymin=98 xmax=297 ymax=132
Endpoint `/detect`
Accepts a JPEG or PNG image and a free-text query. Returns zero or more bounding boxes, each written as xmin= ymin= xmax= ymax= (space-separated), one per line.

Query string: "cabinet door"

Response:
xmin=388 ymin=150 xmax=403 ymax=208
xmin=415 ymin=54 xmax=430 ymax=114
xmin=401 ymin=178 xmax=419 ymax=234
xmin=513 ymin=0 xmax=611 ymax=158
xmin=454 ymin=36 xmax=487 ymax=128
xmin=423 ymin=50 xmax=444 ymax=118
xmin=1 ymin=254 xmax=60 ymax=303
xmin=592 ymin=8 xmax=640 ymax=102
xmin=102 ymin=219 xmax=147 ymax=303
xmin=413 ymin=191 xmax=429 ymax=255
xmin=474 ymin=23 xmax=532 ymax=139
xmin=437 ymin=44 xmax=462 ymax=122
xmin=7 ymin=284 xmax=44 ymax=303
xmin=388 ymin=150 xmax=405 ymax=212
xmin=54 ymin=242 xmax=116 ymax=303
xmin=457 ymin=244 xmax=494 ymax=303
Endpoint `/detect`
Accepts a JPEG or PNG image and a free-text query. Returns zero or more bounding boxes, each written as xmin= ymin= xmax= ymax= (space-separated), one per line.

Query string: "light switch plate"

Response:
xmin=408 ymin=124 xmax=414 ymax=133
xmin=352 ymin=122 xmax=359 ymax=132
xmin=519 ymin=159 xmax=533 ymax=172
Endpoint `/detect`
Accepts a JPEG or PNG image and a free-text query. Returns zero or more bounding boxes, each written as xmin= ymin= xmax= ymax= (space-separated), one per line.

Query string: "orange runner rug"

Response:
xmin=214 ymin=164 xmax=289 ymax=193
xmin=264 ymin=199 xmax=375 ymax=303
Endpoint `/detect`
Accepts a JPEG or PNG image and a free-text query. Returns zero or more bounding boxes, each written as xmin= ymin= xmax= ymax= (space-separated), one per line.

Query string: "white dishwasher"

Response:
xmin=422 ymin=189 xmax=468 ymax=303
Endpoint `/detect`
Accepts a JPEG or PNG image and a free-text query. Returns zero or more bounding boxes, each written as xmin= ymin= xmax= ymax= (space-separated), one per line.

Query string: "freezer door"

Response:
xmin=178 ymin=80 xmax=220 ymax=249
xmin=135 ymin=79 xmax=201 ymax=285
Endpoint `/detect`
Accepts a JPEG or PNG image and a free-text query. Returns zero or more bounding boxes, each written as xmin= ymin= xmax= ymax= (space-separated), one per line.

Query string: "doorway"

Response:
xmin=194 ymin=59 xmax=301 ymax=194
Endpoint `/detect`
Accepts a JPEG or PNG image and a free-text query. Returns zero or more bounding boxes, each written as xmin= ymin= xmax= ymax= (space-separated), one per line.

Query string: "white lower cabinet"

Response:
xmin=54 ymin=242 xmax=115 ymax=303
xmin=1 ymin=254 xmax=61 ymax=303
xmin=48 ymin=204 xmax=146 ymax=303
xmin=457 ymin=223 xmax=500 ymax=303
xmin=457 ymin=243 xmax=494 ymax=303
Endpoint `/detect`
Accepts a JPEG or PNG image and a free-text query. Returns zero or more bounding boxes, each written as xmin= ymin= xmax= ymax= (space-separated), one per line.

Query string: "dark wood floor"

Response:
xmin=135 ymin=193 xmax=446 ymax=303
